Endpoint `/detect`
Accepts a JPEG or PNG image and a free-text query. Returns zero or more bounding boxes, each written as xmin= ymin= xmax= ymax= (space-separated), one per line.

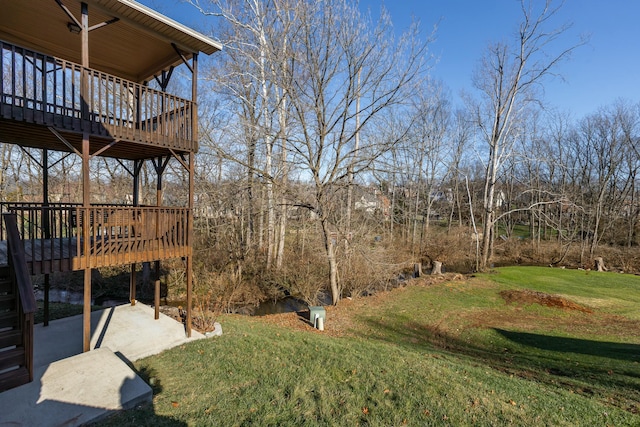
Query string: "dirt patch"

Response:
xmin=499 ymin=289 xmax=592 ymax=313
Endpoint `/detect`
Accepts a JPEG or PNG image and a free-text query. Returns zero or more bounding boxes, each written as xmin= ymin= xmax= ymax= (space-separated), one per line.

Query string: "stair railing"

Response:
xmin=3 ymin=213 xmax=36 ymax=384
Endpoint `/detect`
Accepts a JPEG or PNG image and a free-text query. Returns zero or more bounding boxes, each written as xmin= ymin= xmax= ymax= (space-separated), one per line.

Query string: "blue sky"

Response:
xmin=141 ymin=0 xmax=639 ymax=120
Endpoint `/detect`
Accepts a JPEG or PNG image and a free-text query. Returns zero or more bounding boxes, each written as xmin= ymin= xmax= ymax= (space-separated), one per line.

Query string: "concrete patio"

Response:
xmin=0 ymin=303 xmax=206 ymax=426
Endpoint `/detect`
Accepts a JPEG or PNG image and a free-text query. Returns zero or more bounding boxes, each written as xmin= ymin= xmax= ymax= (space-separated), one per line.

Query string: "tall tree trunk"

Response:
xmin=246 ymin=138 xmax=256 ymax=256
xmin=320 ymin=218 xmax=340 ymax=304
xmin=481 ymin=145 xmax=498 ymax=270
xmin=275 ymin=91 xmax=288 ymax=269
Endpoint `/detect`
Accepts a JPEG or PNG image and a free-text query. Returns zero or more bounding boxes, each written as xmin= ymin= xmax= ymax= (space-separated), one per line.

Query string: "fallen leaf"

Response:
xmin=509 ymin=400 xmax=516 ymax=406
xmin=171 ymin=401 xmax=179 ymax=407
xmin=362 ymin=407 xmax=369 ymax=415
xmin=383 ymin=389 xmax=390 ymax=394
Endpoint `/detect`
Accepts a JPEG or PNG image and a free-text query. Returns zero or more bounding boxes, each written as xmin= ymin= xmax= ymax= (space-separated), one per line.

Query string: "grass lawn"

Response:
xmin=99 ymin=267 xmax=640 ymax=426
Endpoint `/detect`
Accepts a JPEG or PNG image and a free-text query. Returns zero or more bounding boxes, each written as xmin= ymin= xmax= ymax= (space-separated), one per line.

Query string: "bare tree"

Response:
xmin=447 ymin=109 xmax=474 ymax=230
xmin=192 ymin=0 xmax=298 ymax=269
xmin=470 ymin=0 xmax=584 ymax=270
xmin=284 ymin=0 xmax=433 ymax=303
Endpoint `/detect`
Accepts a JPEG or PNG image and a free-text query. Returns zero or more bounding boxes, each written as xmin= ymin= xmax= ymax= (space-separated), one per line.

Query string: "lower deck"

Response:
xmin=1 ymin=204 xmax=190 ymax=274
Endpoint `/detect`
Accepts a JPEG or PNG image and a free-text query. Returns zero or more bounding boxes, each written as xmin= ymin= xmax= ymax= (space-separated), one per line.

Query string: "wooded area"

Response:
xmin=3 ymin=0 xmax=638 ymax=311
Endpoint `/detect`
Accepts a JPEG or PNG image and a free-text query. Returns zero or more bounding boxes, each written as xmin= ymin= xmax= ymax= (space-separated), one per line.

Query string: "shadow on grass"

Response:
xmin=97 ymin=357 xmax=186 ymax=426
xmin=361 ymin=316 xmax=640 ymax=413
xmin=494 ymin=329 xmax=640 ymax=363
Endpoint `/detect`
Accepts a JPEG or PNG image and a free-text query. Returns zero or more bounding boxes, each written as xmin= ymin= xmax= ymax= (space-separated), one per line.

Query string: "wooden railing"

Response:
xmin=2 ymin=213 xmax=36 ymax=387
xmin=0 ymin=40 xmax=195 ymax=151
xmin=75 ymin=205 xmax=190 ymax=269
xmin=1 ymin=203 xmax=80 ymax=273
xmin=0 ymin=203 xmax=190 ymax=272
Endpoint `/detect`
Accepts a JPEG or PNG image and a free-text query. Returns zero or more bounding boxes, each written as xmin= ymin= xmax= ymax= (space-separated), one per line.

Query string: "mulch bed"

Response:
xmin=499 ymin=289 xmax=592 ymax=313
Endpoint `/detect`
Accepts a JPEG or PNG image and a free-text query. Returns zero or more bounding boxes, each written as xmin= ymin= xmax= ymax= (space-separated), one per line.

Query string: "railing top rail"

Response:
xmin=1 ymin=39 xmax=192 ymax=105
xmin=1 ymin=203 xmax=189 ymax=210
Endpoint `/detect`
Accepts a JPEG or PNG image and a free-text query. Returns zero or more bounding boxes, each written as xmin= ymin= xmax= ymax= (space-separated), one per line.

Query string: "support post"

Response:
xmin=82 ymin=133 xmax=91 ymax=352
xmin=130 ymin=159 xmax=142 ymax=305
xmin=154 ymin=156 xmax=165 ymax=320
xmin=186 ymin=152 xmax=193 ymax=337
xmin=43 ymin=275 xmax=50 ymax=327
xmin=43 ymin=149 xmax=50 ymax=326
xmin=154 ymin=260 xmax=160 ymax=320
xmin=82 ymin=131 xmax=90 ymax=351
xmin=130 ymin=264 xmax=137 ymax=305
xmin=80 ymin=2 xmax=91 ymax=353
xmin=186 ymin=53 xmax=198 ymax=338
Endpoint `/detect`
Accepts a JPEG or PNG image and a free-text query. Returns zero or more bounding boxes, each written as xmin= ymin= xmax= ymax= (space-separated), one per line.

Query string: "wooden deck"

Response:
xmin=0 ymin=40 xmax=197 ymax=160
xmin=0 ymin=204 xmax=190 ymax=274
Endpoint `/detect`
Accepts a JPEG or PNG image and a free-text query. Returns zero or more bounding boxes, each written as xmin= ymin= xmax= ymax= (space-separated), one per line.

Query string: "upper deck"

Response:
xmin=0 ymin=0 xmax=221 ymax=160
xmin=1 ymin=40 xmax=196 ymax=160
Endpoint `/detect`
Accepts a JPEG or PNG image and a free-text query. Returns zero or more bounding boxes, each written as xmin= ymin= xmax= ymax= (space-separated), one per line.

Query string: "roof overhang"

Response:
xmin=0 ymin=0 xmax=222 ymax=83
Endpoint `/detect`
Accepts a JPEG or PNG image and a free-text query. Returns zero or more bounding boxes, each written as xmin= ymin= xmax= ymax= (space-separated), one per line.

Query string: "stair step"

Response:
xmin=0 ymin=329 xmax=22 ymax=349
xmin=0 ymin=294 xmax=16 ymax=311
xmin=0 ymin=347 xmax=25 ymax=371
xmin=0 ymin=311 xmax=18 ymax=329
xmin=0 ymin=278 xmax=12 ymax=295
xmin=0 ymin=366 xmax=30 ymax=393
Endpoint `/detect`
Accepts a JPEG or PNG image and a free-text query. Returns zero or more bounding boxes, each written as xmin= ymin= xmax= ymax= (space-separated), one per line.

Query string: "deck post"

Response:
xmin=43 ymin=275 xmax=50 ymax=327
xmin=154 ymin=156 xmax=165 ymax=320
xmin=80 ymin=2 xmax=92 ymax=353
xmin=130 ymin=159 xmax=142 ymax=305
xmin=154 ymin=261 xmax=160 ymax=320
xmin=43 ymin=148 xmax=50 ymax=326
xmin=185 ymin=53 xmax=198 ymax=338
xmin=82 ymin=129 xmax=91 ymax=352
xmin=186 ymin=152 xmax=193 ymax=338
xmin=82 ymin=130 xmax=91 ymax=352
xmin=130 ymin=264 xmax=137 ymax=305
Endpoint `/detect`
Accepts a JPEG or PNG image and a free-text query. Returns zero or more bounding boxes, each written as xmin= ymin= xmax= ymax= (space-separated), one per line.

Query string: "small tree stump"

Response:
xmin=414 ymin=263 xmax=422 ymax=278
xmin=431 ymin=261 xmax=443 ymax=275
xmin=594 ymin=257 xmax=607 ymax=272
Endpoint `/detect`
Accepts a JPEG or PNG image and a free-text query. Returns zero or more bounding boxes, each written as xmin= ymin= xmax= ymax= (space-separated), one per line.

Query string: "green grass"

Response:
xmin=485 ymin=266 xmax=640 ymax=319
xmin=496 ymin=223 xmax=531 ymax=239
xmin=99 ymin=267 xmax=640 ymax=426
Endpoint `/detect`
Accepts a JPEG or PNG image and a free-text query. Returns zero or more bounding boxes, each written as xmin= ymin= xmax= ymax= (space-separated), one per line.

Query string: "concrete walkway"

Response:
xmin=0 ymin=303 xmax=205 ymax=426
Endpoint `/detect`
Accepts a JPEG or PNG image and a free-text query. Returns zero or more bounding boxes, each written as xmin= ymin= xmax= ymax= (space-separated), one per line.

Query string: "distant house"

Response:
xmin=355 ymin=193 xmax=378 ymax=213
xmin=354 ymin=187 xmax=391 ymax=218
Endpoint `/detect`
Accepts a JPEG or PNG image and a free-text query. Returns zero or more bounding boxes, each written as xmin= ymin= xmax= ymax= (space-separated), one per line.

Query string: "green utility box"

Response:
xmin=309 ymin=306 xmax=326 ymax=328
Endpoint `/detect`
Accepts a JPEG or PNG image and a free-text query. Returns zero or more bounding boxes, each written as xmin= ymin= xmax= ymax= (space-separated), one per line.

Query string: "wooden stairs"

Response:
xmin=0 ymin=214 xmax=36 ymax=393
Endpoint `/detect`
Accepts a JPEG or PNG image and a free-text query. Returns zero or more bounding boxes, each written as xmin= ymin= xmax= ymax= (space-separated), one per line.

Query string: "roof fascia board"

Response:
xmin=90 ymin=0 xmax=222 ymax=53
